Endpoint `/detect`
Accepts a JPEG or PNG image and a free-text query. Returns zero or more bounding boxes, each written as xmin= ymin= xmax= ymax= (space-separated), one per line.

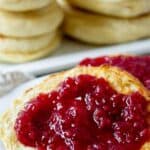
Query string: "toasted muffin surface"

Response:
xmin=0 ymin=66 xmax=149 ymax=149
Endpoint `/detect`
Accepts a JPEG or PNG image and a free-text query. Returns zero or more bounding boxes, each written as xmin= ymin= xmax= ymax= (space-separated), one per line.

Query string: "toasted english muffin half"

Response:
xmin=0 ymin=1 xmax=63 ymax=37
xmin=0 ymin=33 xmax=61 ymax=63
xmin=61 ymin=1 xmax=150 ymax=44
xmin=0 ymin=65 xmax=149 ymax=149
xmin=0 ymin=0 xmax=53 ymax=12
xmin=66 ymin=0 xmax=150 ymax=18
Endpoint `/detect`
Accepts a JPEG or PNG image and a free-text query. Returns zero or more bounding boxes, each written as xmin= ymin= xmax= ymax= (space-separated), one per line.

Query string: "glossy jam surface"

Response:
xmin=15 ymin=75 xmax=150 ymax=150
xmin=80 ymin=56 xmax=150 ymax=90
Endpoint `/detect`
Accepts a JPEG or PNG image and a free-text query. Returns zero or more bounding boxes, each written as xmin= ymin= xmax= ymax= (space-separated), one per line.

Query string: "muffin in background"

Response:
xmin=0 ymin=0 xmax=64 ymax=63
xmin=59 ymin=0 xmax=150 ymax=45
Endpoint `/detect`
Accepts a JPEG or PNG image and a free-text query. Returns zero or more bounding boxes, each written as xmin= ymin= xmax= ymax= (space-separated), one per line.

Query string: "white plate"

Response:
xmin=0 ymin=76 xmax=46 ymax=150
xmin=0 ymin=39 xmax=150 ymax=76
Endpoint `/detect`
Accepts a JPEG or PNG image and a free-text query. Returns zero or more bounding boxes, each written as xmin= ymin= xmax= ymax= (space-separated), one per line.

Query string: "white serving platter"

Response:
xmin=0 ymin=38 xmax=150 ymax=76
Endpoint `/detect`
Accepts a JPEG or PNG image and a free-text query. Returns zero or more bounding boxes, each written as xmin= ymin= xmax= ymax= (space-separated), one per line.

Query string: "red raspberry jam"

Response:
xmin=14 ymin=75 xmax=150 ymax=150
xmin=80 ymin=56 xmax=150 ymax=90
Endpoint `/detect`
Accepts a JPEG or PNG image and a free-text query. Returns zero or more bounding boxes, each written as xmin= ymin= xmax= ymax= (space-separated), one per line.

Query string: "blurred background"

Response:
xmin=0 ymin=0 xmax=149 ymax=96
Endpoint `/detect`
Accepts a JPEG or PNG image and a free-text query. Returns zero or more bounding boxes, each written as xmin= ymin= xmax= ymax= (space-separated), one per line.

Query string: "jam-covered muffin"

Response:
xmin=80 ymin=55 xmax=150 ymax=90
xmin=0 ymin=66 xmax=149 ymax=150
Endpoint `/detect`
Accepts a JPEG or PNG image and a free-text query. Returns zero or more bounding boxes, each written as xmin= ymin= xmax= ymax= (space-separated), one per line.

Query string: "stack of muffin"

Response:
xmin=0 ymin=0 xmax=63 ymax=63
xmin=61 ymin=0 xmax=150 ymax=44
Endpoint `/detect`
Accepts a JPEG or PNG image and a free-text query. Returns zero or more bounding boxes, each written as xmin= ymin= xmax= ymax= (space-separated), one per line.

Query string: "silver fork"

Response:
xmin=0 ymin=71 xmax=34 ymax=97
